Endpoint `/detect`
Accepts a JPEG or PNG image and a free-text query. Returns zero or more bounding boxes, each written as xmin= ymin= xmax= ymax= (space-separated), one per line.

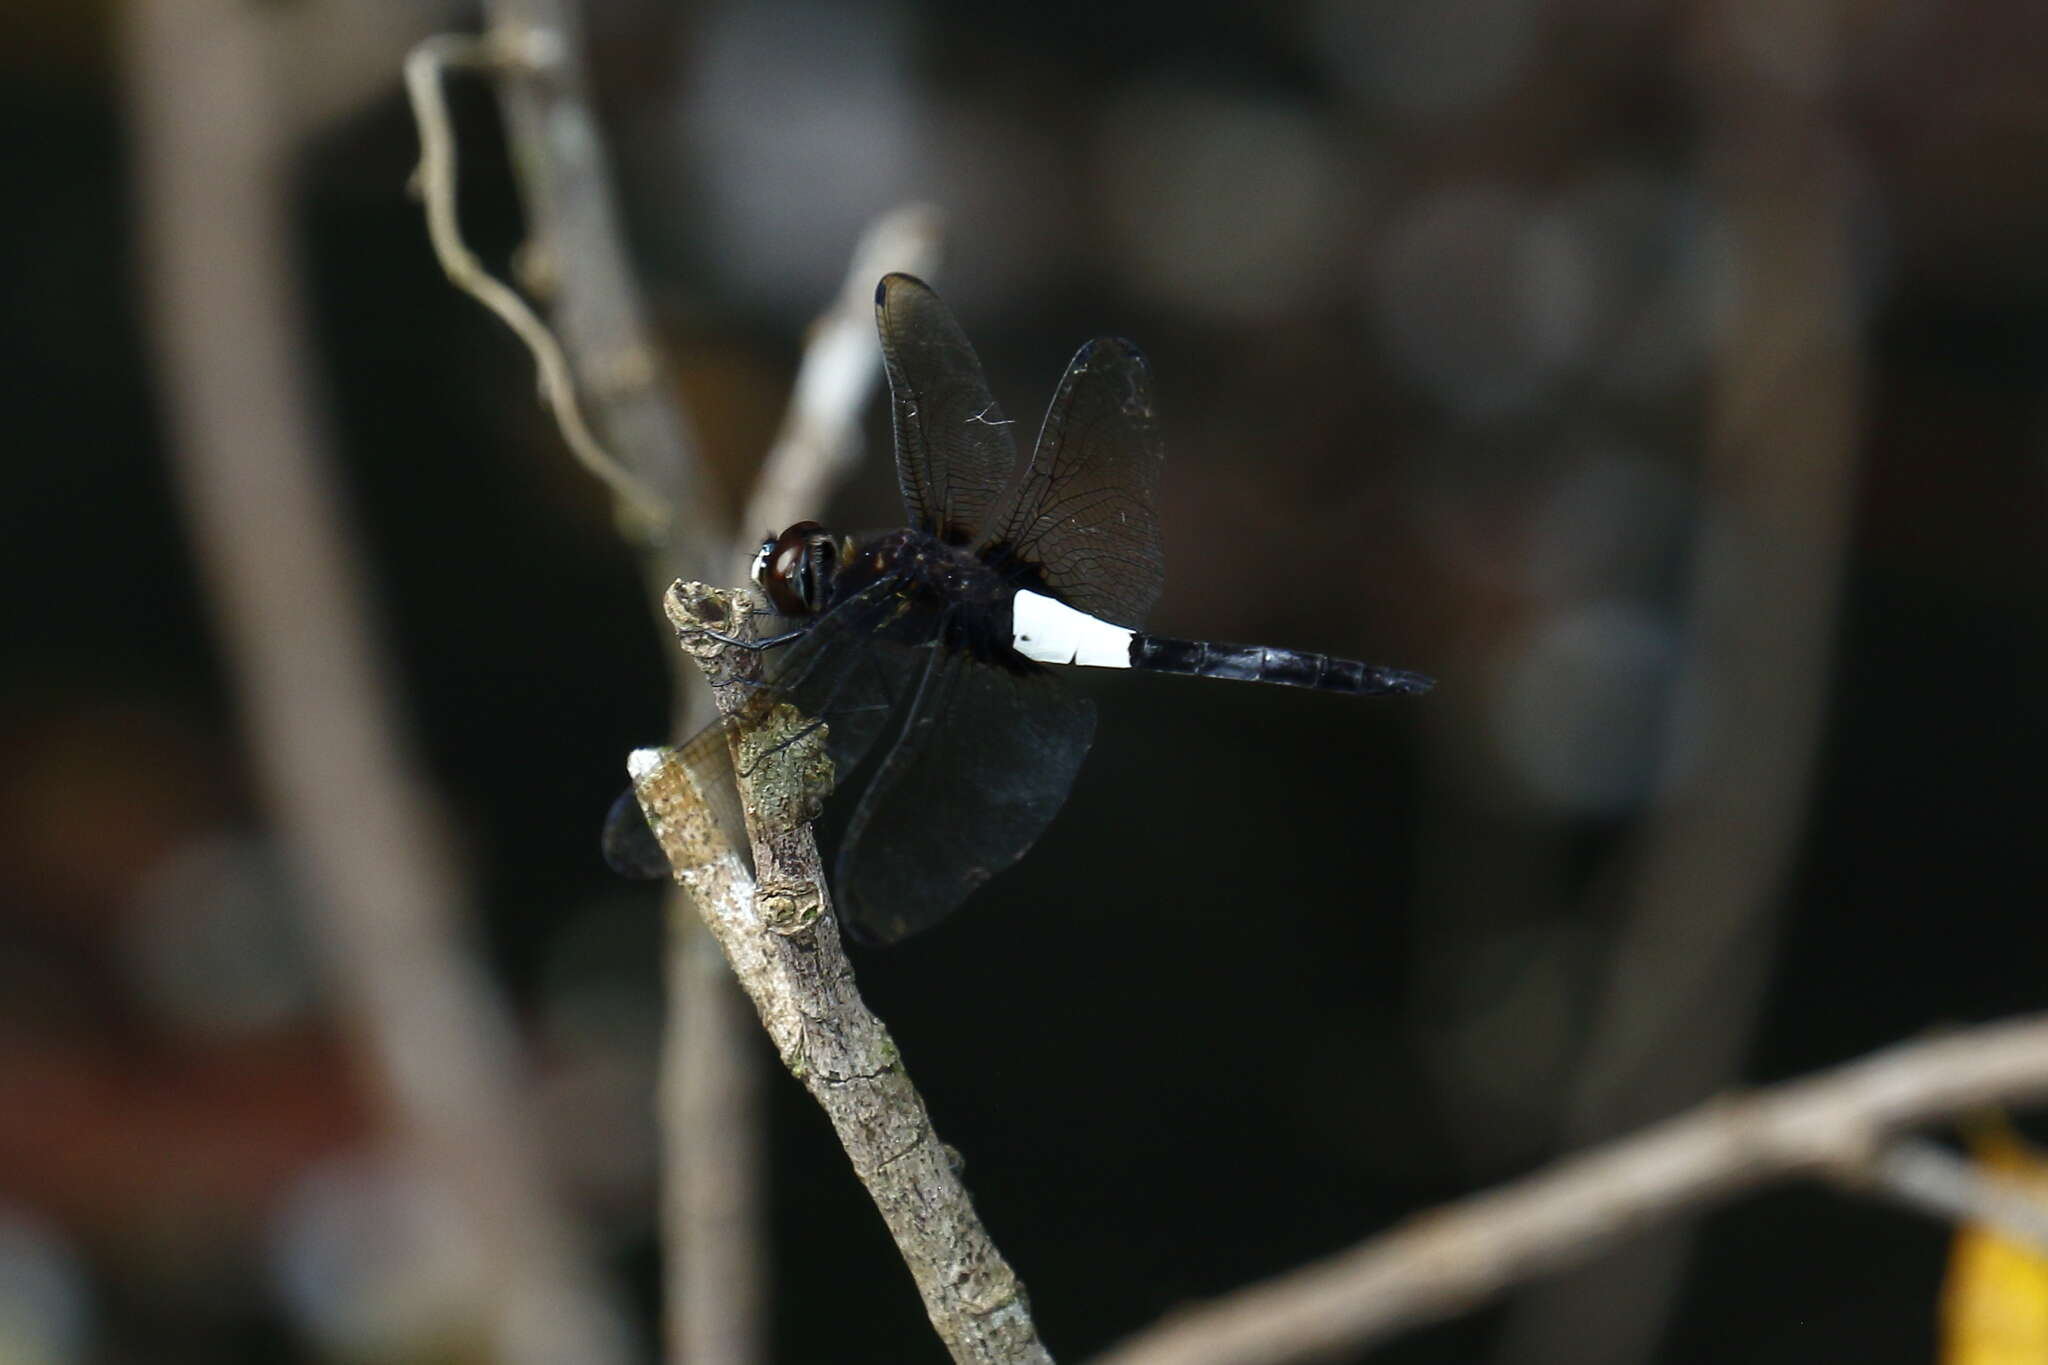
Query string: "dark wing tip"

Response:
xmin=1072 ymin=336 xmax=1148 ymax=368
xmin=601 ymin=786 xmax=671 ymax=879
xmin=1064 ymin=336 xmax=1155 ymax=418
xmin=875 ymin=272 xmax=932 ymax=308
xmin=837 ymin=906 xmax=907 ymax=946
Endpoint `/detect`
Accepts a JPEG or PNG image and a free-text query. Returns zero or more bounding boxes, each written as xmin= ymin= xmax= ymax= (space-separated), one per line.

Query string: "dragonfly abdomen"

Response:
xmin=1130 ymin=635 xmax=1433 ymax=696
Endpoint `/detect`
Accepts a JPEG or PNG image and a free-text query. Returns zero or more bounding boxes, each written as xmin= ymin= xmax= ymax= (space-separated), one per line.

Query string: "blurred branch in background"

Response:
xmin=1090 ymin=1014 xmax=2048 ymax=1365
xmin=121 ymin=1 xmax=630 ymax=1363
xmin=1875 ymin=1139 xmax=2048 ymax=1248
xmin=260 ymin=0 xmax=464 ymax=143
xmin=1495 ymin=15 xmax=1865 ymax=1365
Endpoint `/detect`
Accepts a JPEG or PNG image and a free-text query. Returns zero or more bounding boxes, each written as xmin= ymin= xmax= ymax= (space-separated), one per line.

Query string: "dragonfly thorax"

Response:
xmin=756 ymin=522 xmax=1017 ymax=649
xmin=869 ymin=529 xmax=1006 ymax=603
xmin=814 ymin=528 xmax=1019 ymax=664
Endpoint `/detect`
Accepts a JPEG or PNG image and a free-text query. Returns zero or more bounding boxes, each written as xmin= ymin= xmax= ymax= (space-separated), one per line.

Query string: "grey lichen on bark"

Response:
xmin=633 ymin=581 xmax=1055 ymax=1365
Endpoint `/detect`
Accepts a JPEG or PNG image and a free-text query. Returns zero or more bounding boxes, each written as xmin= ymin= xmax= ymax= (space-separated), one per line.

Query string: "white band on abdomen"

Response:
xmin=1011 ymin=589 xmax=1135 ymax=668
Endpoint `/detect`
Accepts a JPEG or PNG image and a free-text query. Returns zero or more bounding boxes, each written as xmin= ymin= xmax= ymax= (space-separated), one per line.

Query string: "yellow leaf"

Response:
xmin=1940 ymin=1123 xmax=2048 ymax=1365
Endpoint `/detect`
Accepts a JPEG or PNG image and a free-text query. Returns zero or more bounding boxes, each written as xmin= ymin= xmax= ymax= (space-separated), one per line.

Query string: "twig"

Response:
xmin=1089 ymin=1014 xmax=2048 ymax=1365
xmin=403 ymin=33 xmax=670 ymax=534
xmin=1868 ymin=1138 xmax=2048 ymax=1251
xmin=123 ymin=4 xmax=629 ymax=1363
xmin=661 ymin=889 xmax=766 ymax=1365
xmin=653 ymin=204 xmax=941 ymax=1365
xmin=634 ymin=583 xmax=1056 ymax=1365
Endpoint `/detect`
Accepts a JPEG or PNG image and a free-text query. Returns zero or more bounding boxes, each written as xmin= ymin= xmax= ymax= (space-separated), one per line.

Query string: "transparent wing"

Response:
xmin=602 ymin=783 xmax=675 ymax=878
xmin=601 ymin=721 xmax=750 ymax=879
xmin=604 ymin=579 xmax=928 ymax=881
xmin=978 ymin=337 xmax=1165 ymax=628
xmin=758 ymin=578 xmax=932 ymax=778
xmin=833 ymin=634 xmax=1096 ymax=943
xmin=875 ymin=273 xmax=1019 ymax=542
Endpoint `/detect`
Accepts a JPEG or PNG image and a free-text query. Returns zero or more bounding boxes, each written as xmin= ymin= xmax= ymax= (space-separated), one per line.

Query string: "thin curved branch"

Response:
xmin=632 ymin=583 xmax=1055 ymax=1365
xmin=1089 ymin=1014 xmax=2048 ymax=1365
xmin=403 ymin=33 xmax=670 ymax=533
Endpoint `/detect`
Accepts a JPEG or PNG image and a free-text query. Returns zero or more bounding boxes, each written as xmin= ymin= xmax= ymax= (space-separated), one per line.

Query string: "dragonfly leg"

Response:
xmin=683 ymin=625 xmax=808 ymax=651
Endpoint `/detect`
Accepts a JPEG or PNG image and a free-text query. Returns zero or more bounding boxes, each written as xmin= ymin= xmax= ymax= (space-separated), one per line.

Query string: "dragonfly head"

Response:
xmin=754 ymin=521 xmax=840 ymax=617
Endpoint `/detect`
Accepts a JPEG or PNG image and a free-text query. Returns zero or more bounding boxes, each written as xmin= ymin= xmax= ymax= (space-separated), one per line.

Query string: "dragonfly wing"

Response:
xmin=875 ymin=273 xmax=1019 ymax=542
xmin=603 ymin=581 xmax=931 ymax=883
xmin=977 ymin=336 xmax=1166 ymax=629
xmin=602 ymin=718 xmax=751 ymax=879
xmin=833 ymin=635 xmax=1095 ymax=942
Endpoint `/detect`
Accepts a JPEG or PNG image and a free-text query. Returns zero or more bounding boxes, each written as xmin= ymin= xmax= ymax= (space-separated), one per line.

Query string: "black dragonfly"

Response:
xmin=608 ymin=273 xmax=1432 ymax=942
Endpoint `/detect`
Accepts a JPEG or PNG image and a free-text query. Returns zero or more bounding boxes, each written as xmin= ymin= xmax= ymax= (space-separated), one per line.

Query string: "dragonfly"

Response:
xmin=607 ymin=273 xmax=1432 ymax=942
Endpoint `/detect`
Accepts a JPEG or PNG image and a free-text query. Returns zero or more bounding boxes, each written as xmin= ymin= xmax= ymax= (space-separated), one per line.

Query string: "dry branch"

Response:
xmin=661 ymin=203 xmax=938 ymax=1364
xmin=1089 ymin=1015 xmax=2048 ymax=1365
xmin=633 ymin=584 xmax=1055 ymax=1365
xmin=1868 ymin=1137 xmax=2048 ymax=1249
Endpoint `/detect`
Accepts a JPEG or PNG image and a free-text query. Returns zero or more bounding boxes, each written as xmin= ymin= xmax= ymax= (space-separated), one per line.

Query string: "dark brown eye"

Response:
xmin=762 ymin=520 xmax=828 ymax=616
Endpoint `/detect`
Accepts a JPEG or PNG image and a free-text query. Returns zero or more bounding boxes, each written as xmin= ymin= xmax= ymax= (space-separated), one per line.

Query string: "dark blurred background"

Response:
xmin=5 ymin=1 xmax=2047 ymax=1362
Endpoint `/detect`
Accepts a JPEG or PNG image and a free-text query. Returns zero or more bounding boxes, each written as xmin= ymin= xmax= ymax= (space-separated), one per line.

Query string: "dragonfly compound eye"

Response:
xmin=764 ymin=520 xmax=826 ymax=616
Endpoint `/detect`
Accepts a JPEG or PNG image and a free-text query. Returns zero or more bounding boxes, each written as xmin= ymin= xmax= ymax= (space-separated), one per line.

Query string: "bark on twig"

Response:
xmin=1089 ymin=1015 xmax=2048 ymax=1365
xmin=124 ymin=4 xmax=629 ymax=1363
xmin=633 ymin=584 xmax=1055 ymax=1365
